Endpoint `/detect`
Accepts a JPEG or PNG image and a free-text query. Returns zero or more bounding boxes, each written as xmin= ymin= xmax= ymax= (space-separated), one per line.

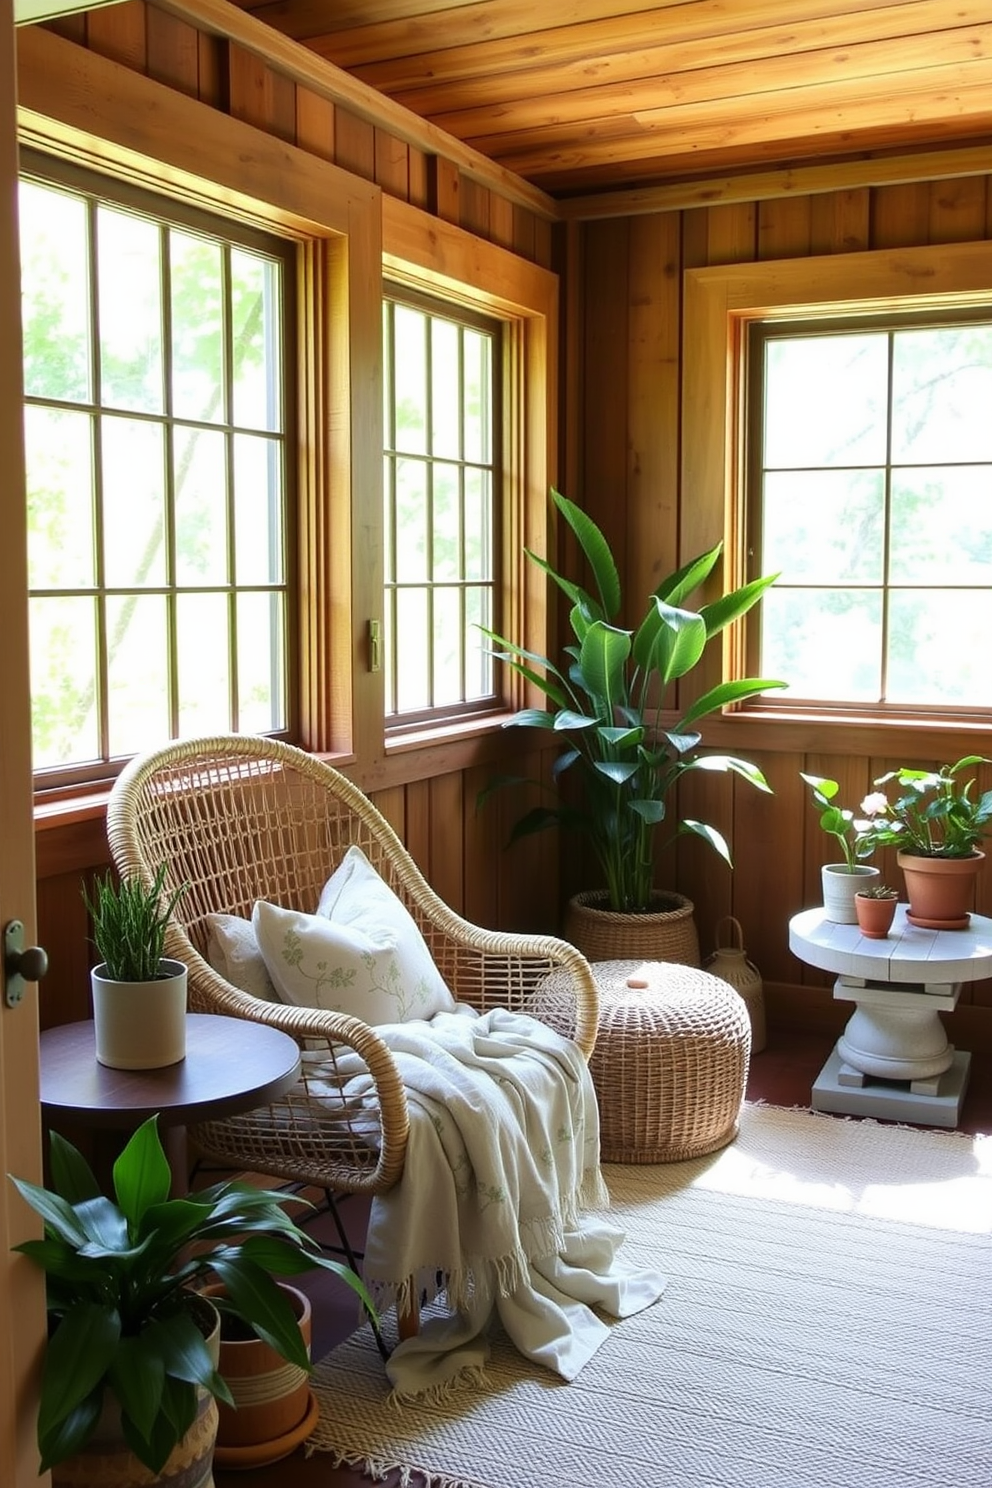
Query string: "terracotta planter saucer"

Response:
xmin=211 ymin=1389 xmax=320 ymax=1469
xmin=905 ymin=910 xmax=971 ymax=930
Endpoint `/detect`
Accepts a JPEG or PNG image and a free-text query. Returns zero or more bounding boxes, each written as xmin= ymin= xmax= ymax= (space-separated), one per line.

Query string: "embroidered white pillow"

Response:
xmin=204 ymin=912 xmax=281 ymax=1003
xmin=252 ymin=848 xmax=455 ymax=1024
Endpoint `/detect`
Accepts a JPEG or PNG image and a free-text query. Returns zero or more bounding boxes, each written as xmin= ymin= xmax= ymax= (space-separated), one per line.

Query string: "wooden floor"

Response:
xmin=215 ymin=1026 xmax=992 ymax=1488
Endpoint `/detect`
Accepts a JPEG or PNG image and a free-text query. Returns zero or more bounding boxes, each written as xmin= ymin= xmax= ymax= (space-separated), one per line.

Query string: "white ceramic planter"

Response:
xmin=820 ymin=863 xmax=880 ymax=924
xmin=91 ymin=958 xmax=188 ymax=1069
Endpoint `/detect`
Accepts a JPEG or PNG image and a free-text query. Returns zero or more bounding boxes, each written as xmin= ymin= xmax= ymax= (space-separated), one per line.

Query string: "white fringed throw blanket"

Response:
xmin=341 ymin=1006 xmax=667 ymax=1399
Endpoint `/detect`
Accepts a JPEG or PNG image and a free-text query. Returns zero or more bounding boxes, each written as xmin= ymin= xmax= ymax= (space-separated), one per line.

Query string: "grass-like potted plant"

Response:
xmin=800 ymin=773 xmax=880 ymax=924
xmin=9 ymin=1114 xmax=372 ymax=1485
xmin=856 ymin=757 xmax=992 ymax=929
xmin=481 ymin=489 xmax=785 ymax=961
xmin=83 ymin=864 xmax=189 ymax=1069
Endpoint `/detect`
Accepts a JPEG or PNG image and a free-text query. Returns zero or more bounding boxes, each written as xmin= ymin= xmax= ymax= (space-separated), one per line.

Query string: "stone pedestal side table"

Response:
xmin=789 ymin=905 xmax=992 ymax=1128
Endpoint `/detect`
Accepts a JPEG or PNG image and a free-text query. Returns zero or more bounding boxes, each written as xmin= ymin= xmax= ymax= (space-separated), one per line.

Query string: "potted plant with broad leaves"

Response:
xmin=854 ymin=882 xmax=899 ymax=940
xmin=83 ymin=864 xmax=189 ymax=1071
xmin=9 ymin=1114 xmax=373 ymax=1485
xmin=801 ymin=774 xmax=880 ymax=924
xmin=856 ymin=757 xmax=992 ymax=930
xmin=480 ymin=489 xmax=786 ymax=964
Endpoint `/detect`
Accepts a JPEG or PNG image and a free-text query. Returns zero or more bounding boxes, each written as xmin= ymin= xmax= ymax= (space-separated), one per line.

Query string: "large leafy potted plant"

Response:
xmin=10 ymin=1114 xmax=372 ymax=1486
xmin=481 ymin=489 xmax=785 ymax=962
xmin=856 ymin=757 xmax=992 ymax=929
xmin=83 ymin=865 xmax=189 ymax=1070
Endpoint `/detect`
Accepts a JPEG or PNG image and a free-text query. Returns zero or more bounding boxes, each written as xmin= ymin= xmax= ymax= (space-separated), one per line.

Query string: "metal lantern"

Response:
xmin=704 ymin=916 xmax=766 ymax=1054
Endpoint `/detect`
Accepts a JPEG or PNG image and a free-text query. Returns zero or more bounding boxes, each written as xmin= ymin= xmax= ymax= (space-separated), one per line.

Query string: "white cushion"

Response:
xmin=204 ymin=913 xmax=281 ymax=1003
xmin=252 ymin=847 xmax=455 ymax=1024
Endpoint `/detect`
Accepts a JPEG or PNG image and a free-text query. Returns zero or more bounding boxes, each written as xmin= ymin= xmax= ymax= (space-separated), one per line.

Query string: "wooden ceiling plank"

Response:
xmin=374 ymin=0 xmax=971 ymax=110
xmin=309 ymin=0 xmax=940 ymax=72
xmin=300 ymin=0 xmax=711 ymax=67
xmin=536 ymin=121 xmax=992 ymax=193
xmin=464 ymin=56 xmax=992 ymax=165
xmin=504 ymin=110 xmax=992 ymax=193
xmin=556 ymin=142 xmax=992 ymax=219
xmin=238 ymin=0 xmax=480 ymax=41
xmin=145 ymin=0 xmax=559 ymax=216
xmin=427 ymin=22 xmax=992 ymax=139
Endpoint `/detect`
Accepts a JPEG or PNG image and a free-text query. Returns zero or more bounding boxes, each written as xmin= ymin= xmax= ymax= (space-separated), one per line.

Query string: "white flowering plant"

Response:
xmin=855 ymin=757 xmax=992 ymax=859
xmin=801 ymin=773 xmax=874 ymax=871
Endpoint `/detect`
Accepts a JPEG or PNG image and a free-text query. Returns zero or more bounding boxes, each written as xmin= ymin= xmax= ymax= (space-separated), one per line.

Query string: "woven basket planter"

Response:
xmin=563 ymin=889 xmax=700 ymax=967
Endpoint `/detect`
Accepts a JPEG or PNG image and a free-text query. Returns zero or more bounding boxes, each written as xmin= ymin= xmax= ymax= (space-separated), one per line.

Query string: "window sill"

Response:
xmin=705 ymin=706 xmax=992 ymax=759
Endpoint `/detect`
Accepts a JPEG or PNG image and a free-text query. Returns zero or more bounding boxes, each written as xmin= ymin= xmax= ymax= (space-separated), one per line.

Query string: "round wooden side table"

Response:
xmin=39 ymin=1012 xmax=301 ymax=1192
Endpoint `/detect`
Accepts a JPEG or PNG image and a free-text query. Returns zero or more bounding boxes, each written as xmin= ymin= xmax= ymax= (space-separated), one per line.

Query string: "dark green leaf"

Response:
xmin=653 ymin=542 xmax=722 ymax=607
xmin=698 ymin=570 xmax=780 ymax=639
xmin=108 ymin=1335 xmax=165 ymax=1440
xmin=38 ymin=1303 xmax=120 ymax=1443
xmin=553 ymin=709 xmax=600 ymax=732
xmin=143 ymin=1310 xmax=232 ymax=1404
xmin=687 ymin=754 xmax=773 ymax=792
xmin=74 ymin=1196 xmax=131 ymax=1253
xmin=113 ymin=1115 xmax=171 ymax=1226
xmin=681 ymin=819 xmax=732 ymax=864
xmin=38 ymin=1388 xmax=103 ymax=1474
xmin=593 ymin=760 xmax=639 ymax=786
xmin=552 ymin=489 xmax=621 ymax=618
xmin=677 ymin=676 xmax=786 ymax=730
xmin=9 ymin=1177 xmax=89 ymax=1248
xmin=629 ymin=799 xmax=666 ymax=825
xmin=48 ymin=1130 xmax=101 ymax=1205
xmin=210 ymin=1258 xmax=311 ymax=1370
xmin=578 ymin=622 xmax=631 ymax=712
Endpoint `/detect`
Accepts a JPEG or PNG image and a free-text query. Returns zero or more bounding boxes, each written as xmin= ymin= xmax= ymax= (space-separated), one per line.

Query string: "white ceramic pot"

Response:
xmin=91 ymin=958 xmax=188 ymax=1069
xmin=820 ymin=864 xmax=880 ymax=924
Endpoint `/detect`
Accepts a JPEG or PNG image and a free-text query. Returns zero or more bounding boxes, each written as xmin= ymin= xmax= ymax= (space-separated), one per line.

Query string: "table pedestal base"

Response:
xmin=812 ymin=1046 xmax=971 ymax=1128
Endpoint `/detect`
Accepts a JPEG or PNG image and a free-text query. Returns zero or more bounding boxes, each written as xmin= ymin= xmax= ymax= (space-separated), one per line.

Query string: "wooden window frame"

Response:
xmin=18 ymin=26 xmax=559 ymax=816
xmin=380 ymin=195 xmax=559 ymax=765
xmin=682 ymin=240 xmax=992 ymax=761
xmin=18 ymin=24 xmax=381 ymax=799
xmin=20 ymin=155 xmax=299 ymax=789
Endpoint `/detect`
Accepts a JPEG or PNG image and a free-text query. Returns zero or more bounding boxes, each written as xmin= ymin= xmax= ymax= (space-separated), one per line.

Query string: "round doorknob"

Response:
xmin=9 ymin=944 xmax=48 ymax=982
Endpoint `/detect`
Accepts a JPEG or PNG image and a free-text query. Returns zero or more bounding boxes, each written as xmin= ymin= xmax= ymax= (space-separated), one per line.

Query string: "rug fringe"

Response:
xmin=304 ymin=1442 xmax=490 ymax=1488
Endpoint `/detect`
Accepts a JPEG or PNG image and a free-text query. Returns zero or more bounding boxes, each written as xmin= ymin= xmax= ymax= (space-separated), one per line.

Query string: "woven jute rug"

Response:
xmin=309 ymin=1103 xmax=992 ymax=1488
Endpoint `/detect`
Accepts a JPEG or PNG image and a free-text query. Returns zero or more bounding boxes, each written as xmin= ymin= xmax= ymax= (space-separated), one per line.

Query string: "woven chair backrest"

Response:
xmin=108 ymin=735 xmax=425 ymax=965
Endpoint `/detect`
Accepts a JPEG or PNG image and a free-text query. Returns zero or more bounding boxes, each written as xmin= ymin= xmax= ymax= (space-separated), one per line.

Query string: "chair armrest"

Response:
xmin=176 ymin=932 xmax=410 ymax=1193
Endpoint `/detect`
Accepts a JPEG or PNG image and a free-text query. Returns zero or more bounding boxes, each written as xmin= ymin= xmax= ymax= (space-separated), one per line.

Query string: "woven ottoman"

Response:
xmin=529 ymin=958 xmax=751 ymax=1163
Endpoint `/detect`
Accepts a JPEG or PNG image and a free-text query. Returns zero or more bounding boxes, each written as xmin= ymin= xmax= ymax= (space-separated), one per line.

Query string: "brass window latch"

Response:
xmin=368 ymin=619 xmax=382 ymax=673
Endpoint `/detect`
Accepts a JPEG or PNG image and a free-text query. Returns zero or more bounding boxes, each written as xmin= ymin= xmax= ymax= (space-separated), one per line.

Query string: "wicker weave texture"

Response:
xmin=530 ymin=959 xmax=751 ymax=1163
xmin=563 ymin=892 xmax=701 ymax=968
xmin=106 ymin=735 xmax=599 ymax=1197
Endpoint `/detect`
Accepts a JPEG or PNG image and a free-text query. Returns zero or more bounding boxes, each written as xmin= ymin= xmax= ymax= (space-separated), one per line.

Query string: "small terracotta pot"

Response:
xmin=854 ymin=892 xmax=898 ymax=940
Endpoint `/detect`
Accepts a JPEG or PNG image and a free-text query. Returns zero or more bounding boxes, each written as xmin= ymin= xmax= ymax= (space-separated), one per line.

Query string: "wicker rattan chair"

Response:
xmin=106 ymin=735 xmax=599 ymax=1283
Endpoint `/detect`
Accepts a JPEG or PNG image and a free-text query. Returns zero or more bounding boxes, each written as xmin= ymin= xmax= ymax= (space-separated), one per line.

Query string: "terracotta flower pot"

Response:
xmin=854 ymin=892 xmax=898 ymax=940
xmin=202 ymin=1282 xmax=317 ymax=1469
xmin=897 ymin=850 xmax=985 ymax=930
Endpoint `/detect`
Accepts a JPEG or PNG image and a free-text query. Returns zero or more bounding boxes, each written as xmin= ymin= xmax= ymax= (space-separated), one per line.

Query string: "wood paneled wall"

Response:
xmin=567 ymin=170 xmax=992 ymax=1044
xmin=26 ymin=0 xmax=560 ymax=1031
xmin=24 ymin=4 xmax=992 ymax=1051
